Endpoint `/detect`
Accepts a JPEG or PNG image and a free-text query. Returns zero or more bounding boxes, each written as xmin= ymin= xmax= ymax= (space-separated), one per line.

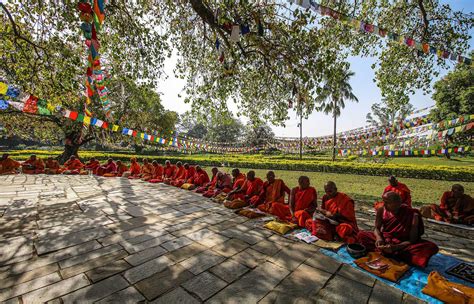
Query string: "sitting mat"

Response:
xmin=321 ymin=247 xmax=474 ymax=304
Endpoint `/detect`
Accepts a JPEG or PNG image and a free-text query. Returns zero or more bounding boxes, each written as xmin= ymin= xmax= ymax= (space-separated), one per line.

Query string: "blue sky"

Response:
xmin=158 ymin=0 xmax=473 ymax=138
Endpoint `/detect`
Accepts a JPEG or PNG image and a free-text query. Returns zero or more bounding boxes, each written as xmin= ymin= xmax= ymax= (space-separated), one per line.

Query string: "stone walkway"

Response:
xmin=0 ymin=175 xmax=472 ymax=303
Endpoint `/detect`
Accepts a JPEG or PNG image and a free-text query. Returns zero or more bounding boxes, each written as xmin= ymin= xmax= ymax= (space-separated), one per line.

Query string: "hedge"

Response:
xmin=4 ymin=150 xmax=474 ymax=182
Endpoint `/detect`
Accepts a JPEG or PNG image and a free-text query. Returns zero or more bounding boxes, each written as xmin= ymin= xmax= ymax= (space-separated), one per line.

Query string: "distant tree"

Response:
xmin=430 ymin=52 xmax=473 ymax=121
xmin=244 ymin=121 xmax=275 ymax=147
xmin=366 ymin=100 xmax=415 ymax=126
xmin=315 ymin=65 xmax=358 ymax=161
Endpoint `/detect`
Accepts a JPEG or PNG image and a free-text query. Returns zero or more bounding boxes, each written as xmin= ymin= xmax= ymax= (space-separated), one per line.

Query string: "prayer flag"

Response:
xmin=0 ymin=82 xmax=7 ymax=95
xmin=83 ymin=116 xmax=91 ymax=125
xmin=112 ymin=125 xmax=119 ymax=132
xmin=77 ymin=114 xmax=85 ymax=122
xmin=69 ymin=111 xmax=79 ymax=120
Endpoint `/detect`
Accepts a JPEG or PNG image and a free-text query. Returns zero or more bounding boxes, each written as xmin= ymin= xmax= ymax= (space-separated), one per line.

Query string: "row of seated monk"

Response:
xmin=1 ymin=154 xmax=473 ymax=267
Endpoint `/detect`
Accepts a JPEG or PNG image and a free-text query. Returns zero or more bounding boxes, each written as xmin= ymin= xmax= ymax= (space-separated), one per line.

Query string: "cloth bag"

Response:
xmin=422 ymin=271 xmax=474 ymax=304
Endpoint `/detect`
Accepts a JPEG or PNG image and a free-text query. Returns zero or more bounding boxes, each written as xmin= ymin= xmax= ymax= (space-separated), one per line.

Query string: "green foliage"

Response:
xmin=366 ymin=100 xmax=415 ymax=126
xmin=431 ymin=53 xmax=474 ymax=121
xmin=243 ymin=121 xmax=275 ymax=147
xmin=5 ymin=150 xmax=473 ymax=182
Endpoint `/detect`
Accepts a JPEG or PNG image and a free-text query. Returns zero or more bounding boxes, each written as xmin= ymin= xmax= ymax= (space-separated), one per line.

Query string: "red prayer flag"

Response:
xmin=132 ymin=130 xmax=137 ymax=137
xmin=69 ymin=111 xmax=79 ymax=120
xmin=23 ymin=95 xmax=39 ymax=114
xmin=102 ymin=121 xmax=108 ymax=129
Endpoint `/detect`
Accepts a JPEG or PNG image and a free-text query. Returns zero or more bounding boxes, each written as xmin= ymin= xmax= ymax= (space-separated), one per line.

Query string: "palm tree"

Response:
xmin=316 ymin=68 xmax=358 ymax=161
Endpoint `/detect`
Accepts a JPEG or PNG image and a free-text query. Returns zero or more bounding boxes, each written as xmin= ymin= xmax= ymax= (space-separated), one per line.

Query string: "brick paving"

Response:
xmin=0 ymin=174 xmax=472 ymax=303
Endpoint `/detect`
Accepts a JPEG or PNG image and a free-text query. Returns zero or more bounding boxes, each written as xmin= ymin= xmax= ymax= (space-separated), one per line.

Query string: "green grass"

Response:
xmin=206 ymin=167 xmax=474 ymax=207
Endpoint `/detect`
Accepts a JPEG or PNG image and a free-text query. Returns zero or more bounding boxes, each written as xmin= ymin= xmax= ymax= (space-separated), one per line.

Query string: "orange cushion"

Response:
xmin=355 ymin=252 xmax=410 ymax=282
xmin=224 ymin=199 xmax=249 ymax=209
xmin=236 ymin=209 xmax=265 ymax=218
xmin=422 ymin=271 xmax=474 ymax=304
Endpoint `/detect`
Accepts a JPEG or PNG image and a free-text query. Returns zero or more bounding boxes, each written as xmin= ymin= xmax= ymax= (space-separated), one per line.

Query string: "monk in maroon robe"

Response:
xmin=358 ymin=191 xmax=438 ymax=268
xmin=375 ymin=176 xmax=412 ymax=209
xmin=196 ymin=167 xmax=218 ymax=193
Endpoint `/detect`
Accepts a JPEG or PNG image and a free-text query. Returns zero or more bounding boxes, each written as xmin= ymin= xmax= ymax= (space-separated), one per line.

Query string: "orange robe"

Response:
xmin=203 ymin=174 xmax=232 ymax=198
xmin=84 ymin=160 xmax=100 ymax=174
xmin=172 ymin=166 xmax=196 ymax=187
xmin=22 ymin=159 xmax=45 ymax=174
xmin=59 ymin=159 xmax=84 ymax=174
xmin=358 ymin=206 xmax=439 ymax=268
xmin=0 ymin=158 xmax=21 ymax=174
xmin=164 ymin=165 xmax=176 ymax=178
xmin=149 ymin=165 xmax=164 ymax=183
xmin=255 ymin=179 xmax=290 ymax=210
xmin=420 ymin=191 xmax=474 ymax=225
xmin=230 ymin=178 xmax=264 ymax=202
xmin=376 ymin=183 xmax=412 ymax=209
xmin=196 ymin=173 xmax=217 ymax=193
xmin=116 ymin=163 xmax=129 ymax=177
xmin=126 ymin=162 xmax=142 ymax=179
xmin=271 ymin=186 xmax=317 ymax=227
xmin=188 ymin=170 xmax=210 ymax=187
xmin=45 ymin=160 xmax=60 ymax=174
xmin=140 ymin=163 xmax=154 ymax=181
xmin=307 ymin=192 xmax=359 ymax=243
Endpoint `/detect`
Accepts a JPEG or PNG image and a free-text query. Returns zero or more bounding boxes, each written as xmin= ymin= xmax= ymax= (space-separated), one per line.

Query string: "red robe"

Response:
xmin=97 ymin=161 xmax=117 ymax=176
xmin=307 ymin=192 xmax=358 ymax=243
xmin=203 ymin=174 xmax=232 ymax=198
xmin=255 ymin=179 xmax=290 ymax=209
xmin=22 ymin=159 xmax=45 ymax=174
xmin=59 ymin=159 xmax=83 ymax=174
xmin=140 ymin=163 xmax=154 ymax=180
xmin=84 ymin=160 xmax=100 ymax=174
xmin=0 ymin=157 xmax=21 ymax=174
xmin=230 ymin=178 xmax=264 ymax=202
xmin=171 ymin=166 xmax=195 ymax=187
xmin=271 ymin=187 xmax=317 ymax=227
xmin=358 ymin=206 xmax=438 ymax=268
xmin=127 ymin=161 xmax=142 ymax=179
xmin=149 ymin=165 xmax=164 ymax=183
xmin=375 ymin=183 xmax=412 ymax=209
xmin=196 ymin=172 xmax=218 ymax=193
xmin=116 ymin=164 xmax=129 ymax=177
xmin=189 ymin=169 xmax=210 ymax=187
xmin=45 ymin=160 xmax=60 ymax=174
xmin=421 ymin=191 xmax=474 ymax=225
xmin=164 ymin=165 xmax=176 ymax=178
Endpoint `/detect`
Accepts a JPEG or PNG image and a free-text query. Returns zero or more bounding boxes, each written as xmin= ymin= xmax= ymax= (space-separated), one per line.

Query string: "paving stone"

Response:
xmin=260 ymin=291 xmax=315 ymax=304
xmin=105 ymin=214 xmax=162 ymax=233
xmin=402 ymin=293 xmax=427 ymax=304
xmin=269 ymin=245 xmax=310 ymax=271
xmin=123 ymin=255 xmax=175 ymax=284
xmin=124 ymin=245 xmax=167 ymax=266
xmin=337 ymin=264 xmax=376 ymax=287
xmin=0 ymin=272 xmax=62 ymax=302
xmin=0 ymin=263 xmax=60 ymax=289
xmin=60 ymin=250 xmax=128 ymax=279
xmin=135 ymin=264 xmax=194 ymax=300
xmin=122 ymin=234 xmax=176 ymax=254
xmin=95 ymin=286 xmax=145 ymax=304
xmin=85 ymin=259 xmax=131 ymax=282
xmin=179 ymin=250 xmax=226 ymax=275
xmin=211 ymin=238 xmax=249 ymax=257
xmin=209 ymin=259 xmax=249 ymax=283
xmin=315 ymin=275 xmax=372 ymax=304
xmin=251 ymin=239 xmax=284 ymax=256
xmin=182 ymin=271 xmax=227 ymax=300
xmin=21 ymin=273 xmax=90 ymax=303
xmin=150 ymin=287 xmax=199 ymax=304
xmin=208 ymin=262 xmax=290 ymax=304
xmin=35 ymin=226 xmax=112 ymax=255
xmin=231 ymin=248 xmax=269 ymax=269
xmin=61 ymin=274 xmax=129 ymax=303
xmin=161 ymin=236 xmax=194 ymax=251
xmin=274 ymin=263 xmax=332 ymax=296
xmin=304 ymin=251 xmax=342 ymax=274
xmin=58 ymin=244 xmax=122 ymax=268
xmin=164 ymin=243 xmax=208 ymax=263
xmin=369 ymin=280 xmax=403 ymax=304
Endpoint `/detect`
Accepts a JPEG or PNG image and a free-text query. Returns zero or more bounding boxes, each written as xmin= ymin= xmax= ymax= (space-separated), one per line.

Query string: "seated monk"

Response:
xmin=358 ymin=192 xmax=439 ymax=268
xmin=114 ymin=161 xmax=129 ymax=177
xmin=44 ymin=157 xmax=60 ymax=174
xmin=0 ymin=153 xmax=21 ymax=175
xmin=83 ymin=158 xmax=100 ymax=174
xmin=184 ymin=165 xmax=210 ymax=190
xmin=195 ymin=167 xmax=218 ymax=193
xmin=22 ymin=155 xmax=45 ymax=174
xmin=149 ymin=161 xmax=164 ymax=183
xmin=254 ymin=171 xmax=291 ymax=211
xmin=59 ymin=155 xmax=84 ymax=175
xmin=97 ymin=158 xmax=117 ymax=176
xmin=375 ymin=176 xmax=412 ymax=209
xmin=269 ymin=176 xmax=317 ymax=227
xmin=165 ymin=161 xmax=184 ymax=184
xmin=162 ymin=160 xmax=176 ymax=183
xmin=123 ymin=157 xmax=141 ymax=178
xmin=306 ymin=181 xmax=358 ymax=244
xmin=203 ymin=172 xmax=232 ymax=198
xmin=171 ymin=163 xmax=195 ymax=188
xmin=140 ymin=158 xmax=154 ymax=181
xmin=225 ymin=170 xmax=263 ymax=208
xmin=222 ymin=168 xmax=246 ymax=199
xmin=420 ymin=184 xmax=474 ymax=225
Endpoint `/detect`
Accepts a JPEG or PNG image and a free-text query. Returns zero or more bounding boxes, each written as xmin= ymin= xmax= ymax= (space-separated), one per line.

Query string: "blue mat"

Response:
xmin=322 ymin=247 xmax=473 ymax=303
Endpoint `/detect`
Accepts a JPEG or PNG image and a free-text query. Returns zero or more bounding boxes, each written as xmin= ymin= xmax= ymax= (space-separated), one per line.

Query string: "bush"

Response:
xmin=4 ymin=149 xmax=473 ymax=182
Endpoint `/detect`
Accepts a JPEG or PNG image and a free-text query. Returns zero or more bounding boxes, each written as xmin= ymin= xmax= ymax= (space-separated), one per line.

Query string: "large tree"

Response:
xmin=366 ymin=99 xmax=415 ymax=126
xmin=430 ymin=52 xmax=473 ymax=121
xmin=0 ymin=0 xmax=471 ymax=156
xmin=243 ymin=120 xmax=275 ymax=148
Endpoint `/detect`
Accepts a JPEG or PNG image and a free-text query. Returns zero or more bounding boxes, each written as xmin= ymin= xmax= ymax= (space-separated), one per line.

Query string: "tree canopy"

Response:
xmin=366 ymin=100 xmax=415 ymax=126
xmin=0 ymin=0 xmax=472 ymax=151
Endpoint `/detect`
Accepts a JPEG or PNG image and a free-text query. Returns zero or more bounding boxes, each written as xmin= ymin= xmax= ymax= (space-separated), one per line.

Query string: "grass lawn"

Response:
xmin=206 ymin=167 xmax=474 ymax=207
xmin=386 ymin=156 xmax=474 ymax=167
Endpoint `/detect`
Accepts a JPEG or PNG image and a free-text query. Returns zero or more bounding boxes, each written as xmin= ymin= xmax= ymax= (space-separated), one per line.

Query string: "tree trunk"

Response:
xmin=332 ymin=100 xmax=337 ymax=162
xmin=58 ymin=142 xmax=81 ymax=165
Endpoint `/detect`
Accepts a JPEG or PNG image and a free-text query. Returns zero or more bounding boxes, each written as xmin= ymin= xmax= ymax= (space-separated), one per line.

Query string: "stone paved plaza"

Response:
xmin=0 ymin=175 xmax=472 ymax=303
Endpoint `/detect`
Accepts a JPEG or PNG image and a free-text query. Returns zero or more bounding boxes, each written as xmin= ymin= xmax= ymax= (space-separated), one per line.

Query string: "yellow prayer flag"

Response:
xmin=0 ymin=82 xmax=8 ymax=95
xmin=83 ymin=116 xmax=91 ymax=125
xmin=112 ymin=125 xmax=119 ymax=132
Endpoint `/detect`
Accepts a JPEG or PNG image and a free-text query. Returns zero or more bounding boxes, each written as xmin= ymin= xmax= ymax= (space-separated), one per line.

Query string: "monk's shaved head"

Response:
xmin=324 ymin=181 xmax=337 ymax=197
xmin=152 ymin=160 xmax=158 ymax=165
xmin=266 ymin=171 xmax=275 ymax=182
xmin=176 ymin=161 xmax=182 ymax=166
xmin=211 ymin=167 xmax=218 ymax=174
xmin=165 ymin=160 xmax=170 ymax=165
xmin=452 ymin=184 xmax=464 ymax=198
xmin=2 ymin=154 xmax=8 ymax=160
xmin=184 ymin=163 xmax=189 ymax=169
xmin=231 ymin=168 xmax=240 ymax=177
xmin=298 ymin=176 xmax=310 ymax=189
xmin=388 ymin=175 xmax=398 ymax=186
xmin=195 ymin=165 xmax=201 ymax=171
xmin=382 ymin=191 xmax=402 ymax=212
xmin=107 ymin=158 xmax=113 ymax=163
xmin=247 ymin=170 xmax=256 ymax=180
